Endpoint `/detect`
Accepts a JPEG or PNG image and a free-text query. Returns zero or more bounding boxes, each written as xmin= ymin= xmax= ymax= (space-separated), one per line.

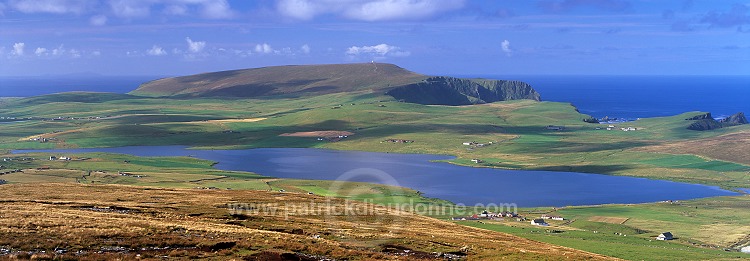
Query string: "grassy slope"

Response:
xmin=2 ymin=91 xmax=750 ymax=259
xmin=449 ymin=195 xmax=750 ymax=260
xmin=2 ymin=91 xmax=746 ymax=188
xmin=0 ymin=183 xmax=612 ymax=260
xmin=131 ymin=63 xmax=427 ymax=97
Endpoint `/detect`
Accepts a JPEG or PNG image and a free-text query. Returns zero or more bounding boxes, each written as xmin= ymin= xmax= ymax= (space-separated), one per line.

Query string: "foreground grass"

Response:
xmin=0 ymin=183 xmax=610 ymax=260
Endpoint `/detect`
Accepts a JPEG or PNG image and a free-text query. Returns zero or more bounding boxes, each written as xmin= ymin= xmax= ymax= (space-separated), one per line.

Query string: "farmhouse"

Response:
xmin=531 ymin=219 xmax=549 ymax=226
xmin=541 ymin=214 xmax=564 ymax=220
xmin=546 ymin=125 xmax=565 ymax=131
xmin=471 ymin=159 xmax=483 ymax=164
xmin=656 ymin=232 xmax=674 ymax=240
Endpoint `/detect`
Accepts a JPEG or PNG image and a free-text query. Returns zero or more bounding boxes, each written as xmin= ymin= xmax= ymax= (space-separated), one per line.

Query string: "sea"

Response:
xmin=1 ymin=75 xmax=748 ymax=119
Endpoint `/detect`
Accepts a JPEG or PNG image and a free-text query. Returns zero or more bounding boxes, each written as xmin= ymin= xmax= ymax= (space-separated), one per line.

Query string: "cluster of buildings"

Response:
xmin=596 ymin=125 xmax=639 ymax=131
xmin=451 ymin=210 xmax=521 ymax=221
xmin=28 ymin=137 xmax=58 ymax=143
xmin=451 ymin=211 xmax=568 ymax=227
xmin=462 ymin=141 xmax=493 ymax=147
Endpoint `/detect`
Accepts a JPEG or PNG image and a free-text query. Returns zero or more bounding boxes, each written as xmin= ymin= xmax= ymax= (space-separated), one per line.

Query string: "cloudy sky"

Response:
xmin=0 ymin=0 xmax=748 ymax=76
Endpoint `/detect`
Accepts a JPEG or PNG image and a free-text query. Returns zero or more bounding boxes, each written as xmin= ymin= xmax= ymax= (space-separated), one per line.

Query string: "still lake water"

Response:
xmin=14 ymin=146 xmax=737 ymax=207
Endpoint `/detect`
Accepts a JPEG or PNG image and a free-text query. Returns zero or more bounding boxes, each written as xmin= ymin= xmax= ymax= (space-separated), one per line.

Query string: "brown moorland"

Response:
xmin=0 ymin=183 xmax=614 ymax=260
xmin=636 ymin=131 xmax=750 ymax=165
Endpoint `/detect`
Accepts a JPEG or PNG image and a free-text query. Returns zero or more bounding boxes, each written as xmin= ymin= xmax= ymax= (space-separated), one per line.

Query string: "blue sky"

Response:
xmin=0 ymin=0 xmax=748 ymax=76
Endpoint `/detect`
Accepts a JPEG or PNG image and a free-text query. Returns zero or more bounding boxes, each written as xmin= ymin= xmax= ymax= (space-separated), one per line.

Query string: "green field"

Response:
xmin=449 ymin=195 xmax=750 ymax=260
xmin=2 ymin=91 xmax=750 ymax=259
xmin=1 ymin=91 xmax=747 ymax=189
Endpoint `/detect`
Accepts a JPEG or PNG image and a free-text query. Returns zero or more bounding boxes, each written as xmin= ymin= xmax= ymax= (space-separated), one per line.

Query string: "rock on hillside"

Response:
xmin=687 ymin=119 xmax=723 ymax=131
xmin=686 ymin=112 xmax=747 ymax=131
xmin=685 ymin=113 xmax=713 ymax=121
xmin=130 ymin=63 xmax=540 ymax=106
xmin=385 ymin=76 xmax=540 ymax=105
xmin=719 ymin=112 xmax=748 ymax=125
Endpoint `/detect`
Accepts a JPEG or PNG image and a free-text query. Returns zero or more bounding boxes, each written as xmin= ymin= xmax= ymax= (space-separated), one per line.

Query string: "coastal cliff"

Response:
xmin=385 ymin=76 xmax=541 ymax=105
xmin=686 ymin=112 xmax=748 ymax=131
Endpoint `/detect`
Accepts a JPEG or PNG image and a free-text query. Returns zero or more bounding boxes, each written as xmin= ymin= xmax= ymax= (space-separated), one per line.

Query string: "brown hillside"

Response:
xmin=131 ymin=63 xmax=427 ymax=97
xmin=0 ymin=183 xmax=613 ymax=260
xmin=636 ymin=131 xmax=750 ymax=165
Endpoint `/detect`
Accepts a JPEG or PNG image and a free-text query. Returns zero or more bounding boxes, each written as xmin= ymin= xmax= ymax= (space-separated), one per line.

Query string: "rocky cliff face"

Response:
xmin=385 ymin=76 xmax=541 ymax=105
xmin=686 ymin=112 xmax=747 ymax=131
xmin=685 ymin=113 xmax=713 ymax=121
xmin=719 ymin=112 xmax=748 ymax=125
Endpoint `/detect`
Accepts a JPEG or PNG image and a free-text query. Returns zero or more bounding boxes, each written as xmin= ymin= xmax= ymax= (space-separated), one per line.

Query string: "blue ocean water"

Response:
xmin=497 ymin=75 xmax=750 ymax=119
xmin=0 ymin=76 xmax=162 ymax=97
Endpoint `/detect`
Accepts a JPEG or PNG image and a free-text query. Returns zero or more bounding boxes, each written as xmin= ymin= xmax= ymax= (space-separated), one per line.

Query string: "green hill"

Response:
xmin=129 ymin=63 xmax=540 ymax=105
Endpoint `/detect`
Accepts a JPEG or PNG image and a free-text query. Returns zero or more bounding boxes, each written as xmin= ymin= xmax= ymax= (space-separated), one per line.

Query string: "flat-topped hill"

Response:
xmin=131 ymin=63 xmax=426 ymax=98
xmin=130 ymin=63 xmax=540 ymax=105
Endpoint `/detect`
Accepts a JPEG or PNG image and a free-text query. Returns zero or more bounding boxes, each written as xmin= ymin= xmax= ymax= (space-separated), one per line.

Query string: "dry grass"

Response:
xmin=280 ymin=131 xmax=355 ymax=138
xmin=191 ymin=117 xmax=267 ymax=124
xmin=0 ymin=183 xmax=614 ymax=260
xmin=636 ymin=131 xmax=750 ymax=165
xmin=588 ymin=216 xmax=629 ymax=224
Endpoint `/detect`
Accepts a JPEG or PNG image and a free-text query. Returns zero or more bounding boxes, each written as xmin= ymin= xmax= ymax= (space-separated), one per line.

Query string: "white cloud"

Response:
xmin=199 ymin=0 xmax=233 ymax=19
xmin=501 ymin=40 xmax=512 ymax=56
xmin=12 ymin=42 xmax=24 ymax=56
xmin=300 ymin=44 xmax=311 ymax=54
xmin=8 ymin=0 xmax=88 ymax=14
xmin=276 ymin=0 xmax=465 ymax=21
xmin=164 ymin=4 xmax=188 ymax=16
xmin=346 ymin=43 xmax=410 ymax=57
xmin=52 ymin=45 xmax=65 ymax=56
xmin=34 ymin=47 xmax=48 ymax=56
xmin=109 ymin=0 xmax=150 ymax=18
xmin=70 ymin=49 xmax=81 ymax=58
xmin=344 ymin=0 xmax=465 ymax=21
xmin=254 ymin=43 xmax=273 ymax=54
xmin=147 ymin=45 xmax=167 ymax=56
xmin=89 ymin=15 xmax=107 ymax=26
xmin=185 ymin=37 xmax=206 ymax=53
xmin=109 ymin=0 xmax=233 ymax=19
xmin=91 ymin=50 xmax=101 ymax=56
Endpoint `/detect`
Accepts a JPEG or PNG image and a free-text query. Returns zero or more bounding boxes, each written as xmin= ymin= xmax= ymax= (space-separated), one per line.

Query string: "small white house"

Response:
xmin=657 ymin=232 xmax=674 ymax=240
xmin=471 ymin=159 xmax=483 ymax=164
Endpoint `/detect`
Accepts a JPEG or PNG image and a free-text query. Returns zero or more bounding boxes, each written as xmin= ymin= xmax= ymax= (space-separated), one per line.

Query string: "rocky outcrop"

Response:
xmin=385 ymin=76 xmax=541 ymax=105
xmin=685 ymin=113 xmax=712 ymax=121
xmin=687 ymin=119 xmax=723 ymax=131
xmin=686 ymin=112 xmax=747 ymax=131
xmin=719 ymin=112 xmax=748 ymax=125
